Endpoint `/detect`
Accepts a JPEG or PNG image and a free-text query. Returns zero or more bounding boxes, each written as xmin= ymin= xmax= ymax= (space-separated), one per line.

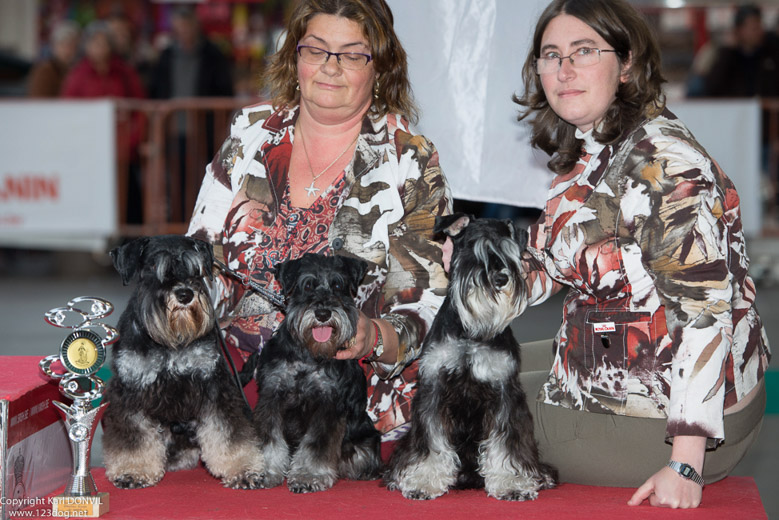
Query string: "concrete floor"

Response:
xmin=1 ymin=249 xmax=776 ymax=516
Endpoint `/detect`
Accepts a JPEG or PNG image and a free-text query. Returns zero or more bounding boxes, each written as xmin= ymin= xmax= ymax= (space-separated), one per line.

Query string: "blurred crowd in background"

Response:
xmin=0 ymin=1 xmax=778 ymax=102
xmin=1 ymin=0 xmax=290 ymax=99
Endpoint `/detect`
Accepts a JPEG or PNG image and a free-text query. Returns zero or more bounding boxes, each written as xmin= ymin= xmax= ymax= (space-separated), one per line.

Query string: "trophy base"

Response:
xmin=51 ymin=492 xmax=109 ymax=517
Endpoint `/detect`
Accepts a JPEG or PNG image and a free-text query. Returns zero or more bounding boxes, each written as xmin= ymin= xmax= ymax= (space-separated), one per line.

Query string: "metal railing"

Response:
xmin=114 ymin=97 xmax=262 ymax=237
xmin=113 ymin=97 xmax=779 ymax=238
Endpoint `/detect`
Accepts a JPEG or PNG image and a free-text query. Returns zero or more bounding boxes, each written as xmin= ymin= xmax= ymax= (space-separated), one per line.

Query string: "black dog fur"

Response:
xmin=385 ymin=214 xmax=558 ymax=500
xmin=102 ymin=235 xmax=265 ymax=489
xmin=249 ymin=253 xmax=382 ymax=493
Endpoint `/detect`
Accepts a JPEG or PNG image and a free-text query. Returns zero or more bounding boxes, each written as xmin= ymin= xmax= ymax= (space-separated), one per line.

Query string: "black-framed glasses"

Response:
xmin=296 ymin=44 xmax=373 ymax=70
xmin=534 ymin=47 xmax=617 ymax=75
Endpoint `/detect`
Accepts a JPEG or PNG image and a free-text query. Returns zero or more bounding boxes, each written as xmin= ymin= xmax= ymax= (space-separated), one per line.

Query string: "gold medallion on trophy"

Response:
xmin=60 ymin=330 xmax=105 ymax=376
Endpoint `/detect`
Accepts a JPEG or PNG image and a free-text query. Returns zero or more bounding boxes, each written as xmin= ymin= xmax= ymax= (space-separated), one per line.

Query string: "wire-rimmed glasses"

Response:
xmin=296 ymin=44 xmax=373 ymax=70
xmin=534 ymin=47 xmax=617 ymax=75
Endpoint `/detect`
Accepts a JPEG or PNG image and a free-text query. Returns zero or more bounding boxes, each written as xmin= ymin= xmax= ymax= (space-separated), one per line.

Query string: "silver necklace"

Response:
xmin=297 ymin=126 xmax=359 ymax=198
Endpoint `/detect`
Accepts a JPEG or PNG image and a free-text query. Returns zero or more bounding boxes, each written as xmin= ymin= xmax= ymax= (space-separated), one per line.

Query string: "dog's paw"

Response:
xmin=286 ymin=473 xmax=336 ymax=494
xmin=222 ymin=471 xmax=265 ymax=490
xmin=402 ymin=489 xmax=440 ymax=500
xmin=258 ymin=472 xmax=284 ymax=489
xmin=110 ymin=473 xmax=161 ymax=489
xmin=490 ymin=488 xmax=539 ymax=502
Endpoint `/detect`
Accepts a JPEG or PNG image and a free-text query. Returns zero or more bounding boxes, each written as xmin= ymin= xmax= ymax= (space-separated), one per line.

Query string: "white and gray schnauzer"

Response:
xmin=102 ymin=235 xmax=265 ymax=489
xmin=246 ymin=253 xmax=382 ymax=493
xmin=385 ymin=214 xmax=558 ymax=501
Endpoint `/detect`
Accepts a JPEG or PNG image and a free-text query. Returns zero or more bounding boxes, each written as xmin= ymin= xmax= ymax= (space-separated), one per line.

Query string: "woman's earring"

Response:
xmin=296 ymin=82 xmax=300 ymax=91
xmin=374 ymin=80 xmax=379 ymax=100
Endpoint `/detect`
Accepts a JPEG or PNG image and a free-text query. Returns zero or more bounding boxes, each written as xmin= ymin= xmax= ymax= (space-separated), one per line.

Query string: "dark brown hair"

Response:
xmin=264 ymin=0 xmax=418 ymax=123
xmin=514 ymin=0 xmax=666 ymax=174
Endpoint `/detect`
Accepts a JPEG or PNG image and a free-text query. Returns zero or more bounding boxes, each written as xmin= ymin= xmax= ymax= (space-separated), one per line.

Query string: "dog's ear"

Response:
xmin=192 ymin=238 xmax=215 ymax=280
xmin=434 ymin=213 xmax=471 ymax=239
xmin=275 ymin=257 xmax=302 ymax=295
xmin=510 ymin=220 xmax=529 ymax=252
xmin=110 ymin=237 xmax=149 ymax=285
xmin=336 ymin=256 xmax=369 ymax=295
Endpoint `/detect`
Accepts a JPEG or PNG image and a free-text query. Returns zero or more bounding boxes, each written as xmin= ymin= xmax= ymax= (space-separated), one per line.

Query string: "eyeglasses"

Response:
xmin=534 ymin=47 xmax=617 ymax=75
xmin=296 ymin=44 xmax=373 ymax=70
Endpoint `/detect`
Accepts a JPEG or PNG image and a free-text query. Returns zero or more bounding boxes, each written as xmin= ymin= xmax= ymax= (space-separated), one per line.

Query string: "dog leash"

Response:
xmin=211 ymin=259 xmax=284 ymax=412
xmin=213 ymin=259 xmax=286 ymax=309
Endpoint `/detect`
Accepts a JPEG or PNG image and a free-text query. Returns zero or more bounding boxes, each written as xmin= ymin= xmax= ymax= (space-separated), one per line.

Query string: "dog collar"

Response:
xmin=365 ymin=320 xmax=384 ymax=361
xmin=667 ymin=461 xmax=704 ymax=487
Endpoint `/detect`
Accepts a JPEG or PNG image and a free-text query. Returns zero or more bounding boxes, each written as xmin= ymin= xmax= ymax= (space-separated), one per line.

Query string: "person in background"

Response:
xmin=147 ymin=6 xmax=235 ymax=222
xmin=61 ymin=20 xmax=145 ymax=100
xmin=702 ymin=4 xmax=779 ymax=220
xmin=507 ymin=0 xmax=770 ymax=509
xmin=704 ymin=4 xmax=779 ymax=98
xmin=26 ymin=20 xmax=80 ymax=97
xmin=105 ymin=11 xmax=153 ymax=89
xmin=187 ymin=0 xmax=451 ymax=435
xmin=62 ymin=20 xmax=146 ymax=223
xmin=148 ymin=5 xmax=233 ymax=100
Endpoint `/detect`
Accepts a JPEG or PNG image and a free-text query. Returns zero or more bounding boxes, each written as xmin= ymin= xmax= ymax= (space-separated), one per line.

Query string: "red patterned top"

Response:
xmin=224 ymin=129 xmax=347 ymax=353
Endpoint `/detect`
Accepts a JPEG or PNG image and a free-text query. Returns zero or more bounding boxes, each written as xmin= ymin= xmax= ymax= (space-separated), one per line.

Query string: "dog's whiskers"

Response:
xmin=386 ymin=214 xmax=557 ymax=501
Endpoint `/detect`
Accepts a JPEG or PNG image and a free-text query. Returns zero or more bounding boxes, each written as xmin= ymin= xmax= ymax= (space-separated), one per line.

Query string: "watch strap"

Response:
xmin=365 ymin=320 xmax=384 ymax=361
xmin=667 ymin=460 xmax=705 ymax=487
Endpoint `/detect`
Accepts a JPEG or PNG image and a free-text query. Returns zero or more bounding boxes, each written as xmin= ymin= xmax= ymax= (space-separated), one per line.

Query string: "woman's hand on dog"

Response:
xmin=335 ymin=313 xmax=397 ymax=364
xmin=335 ymin=312 xmax=374 ymax=360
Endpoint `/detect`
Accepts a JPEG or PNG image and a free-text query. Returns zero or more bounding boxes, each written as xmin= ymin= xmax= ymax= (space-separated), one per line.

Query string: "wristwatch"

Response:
xmin=667 ymin=460 xmax=705 ymax=487
xmin=366 ymin=320 xmax=384 ymax=361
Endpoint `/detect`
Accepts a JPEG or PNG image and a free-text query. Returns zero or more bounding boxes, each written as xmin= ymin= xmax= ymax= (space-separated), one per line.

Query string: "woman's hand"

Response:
xmin=628 ymin=466 xmax=703 ymax=508
xmin=335 ymin=312 xmax=374 ymax=360
xmin=628 ymin=435 xmax=705 ymax=508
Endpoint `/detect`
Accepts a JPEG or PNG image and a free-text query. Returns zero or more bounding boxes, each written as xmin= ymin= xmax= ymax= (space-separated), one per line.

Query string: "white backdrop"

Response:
xmin=389 ymin=0 xmax=555 ymax=209
xmin=0 ymin=100 xmax=117 ymax=250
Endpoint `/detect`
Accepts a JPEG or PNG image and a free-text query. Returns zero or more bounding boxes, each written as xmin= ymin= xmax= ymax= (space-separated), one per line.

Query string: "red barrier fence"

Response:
xmin=114 ymin=97 xmax=262 ymax=238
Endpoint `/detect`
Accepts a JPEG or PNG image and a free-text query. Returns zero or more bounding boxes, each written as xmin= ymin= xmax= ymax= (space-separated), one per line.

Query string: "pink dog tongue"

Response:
xmin=312 ymin=326 xmax=333 ymax=343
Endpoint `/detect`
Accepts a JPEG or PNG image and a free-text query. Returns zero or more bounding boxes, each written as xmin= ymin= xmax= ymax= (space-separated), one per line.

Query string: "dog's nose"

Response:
xmin=314 ymin=309 xmax=331 ymax=322
xmin=491 ymin=271 xmax=509 ymax=289
xmin=175 ymin=288 xmax=194 ymax=305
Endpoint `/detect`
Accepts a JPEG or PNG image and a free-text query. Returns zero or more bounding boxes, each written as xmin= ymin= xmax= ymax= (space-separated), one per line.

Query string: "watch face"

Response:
xmin=60 ymin=330 xmax=105 ymax=376
xmin=681 ymin=465 xmax=693 ymax=477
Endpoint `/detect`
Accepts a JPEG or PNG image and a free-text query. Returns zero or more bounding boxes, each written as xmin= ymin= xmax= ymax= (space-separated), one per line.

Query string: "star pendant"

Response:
xmin=305 ymin=180 xmax=320 ymax=198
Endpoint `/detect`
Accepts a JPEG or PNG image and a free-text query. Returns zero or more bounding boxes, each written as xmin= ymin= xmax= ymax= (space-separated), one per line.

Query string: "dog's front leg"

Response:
xmin=386 ymin=386 xmax=459 ymax=500
xmin=286 ymin=414 xmax=346 ymax=493
xmin=197 ymin=401 xmax=266 ymax=490
xmin=478 ymin=388 xmax=549 ymax=501
xmin=253 ymin=397 xmax=290 ymax=488
xmin=103 ymin=410 xmax=167 ymax=489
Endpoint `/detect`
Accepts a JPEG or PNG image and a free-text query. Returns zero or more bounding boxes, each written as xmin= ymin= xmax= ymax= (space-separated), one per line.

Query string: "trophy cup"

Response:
xmin=40 ymin=296 xmax=118 ymax=518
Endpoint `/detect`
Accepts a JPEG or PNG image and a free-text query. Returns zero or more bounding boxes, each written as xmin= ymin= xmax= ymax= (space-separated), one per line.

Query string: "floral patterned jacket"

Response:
xmin=187 ymin=103 xmax=452 ymax=382
xmin=524 ymin=107 xmax=771 ymax=445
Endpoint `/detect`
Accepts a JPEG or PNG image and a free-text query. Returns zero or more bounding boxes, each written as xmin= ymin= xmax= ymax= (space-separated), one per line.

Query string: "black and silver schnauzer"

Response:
xmin=102 ymin=235 xmax=265 ymax=489
xmin=247 ymin=253 xmax=382 ymax=493
xmin=385 ymin=214 xmax=558 ymax=501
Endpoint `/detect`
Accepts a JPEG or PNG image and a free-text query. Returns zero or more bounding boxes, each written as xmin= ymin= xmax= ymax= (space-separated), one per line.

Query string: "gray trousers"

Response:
xmin=519 ymin=339 xmax=766 ymax=487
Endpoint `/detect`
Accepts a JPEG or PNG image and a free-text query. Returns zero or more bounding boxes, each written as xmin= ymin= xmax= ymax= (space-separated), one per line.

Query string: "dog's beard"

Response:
xmin=451 ymin=237 xmax=526 ymax=340
xmin=286 ymin=305 xmax=358 ymax=360
xmin=142 ymin=290 xmax=214 ymax=348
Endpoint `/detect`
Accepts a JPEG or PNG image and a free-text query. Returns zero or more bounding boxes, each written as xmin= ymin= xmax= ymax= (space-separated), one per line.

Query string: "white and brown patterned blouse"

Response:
xmin=187 ymin=103 xmax=452 ymax=433
xmin=523 ymin=107 xmax=771 ymax=445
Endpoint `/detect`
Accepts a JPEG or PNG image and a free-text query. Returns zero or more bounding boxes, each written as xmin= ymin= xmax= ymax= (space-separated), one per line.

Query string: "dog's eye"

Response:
xmin=303 ymin=280 xmax=314 ymax=291
xmin=332 ymin=279 xmax=343 ymax=291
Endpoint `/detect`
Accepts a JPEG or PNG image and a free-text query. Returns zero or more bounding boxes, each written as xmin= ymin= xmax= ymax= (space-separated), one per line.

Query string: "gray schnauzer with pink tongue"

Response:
xmin=245 ymin=253 xmax=382 ymax=493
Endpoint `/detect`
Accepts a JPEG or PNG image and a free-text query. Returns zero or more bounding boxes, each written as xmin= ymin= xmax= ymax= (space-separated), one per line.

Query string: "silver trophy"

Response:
xmin=40 ymin=296 xmax=117 ymax=517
